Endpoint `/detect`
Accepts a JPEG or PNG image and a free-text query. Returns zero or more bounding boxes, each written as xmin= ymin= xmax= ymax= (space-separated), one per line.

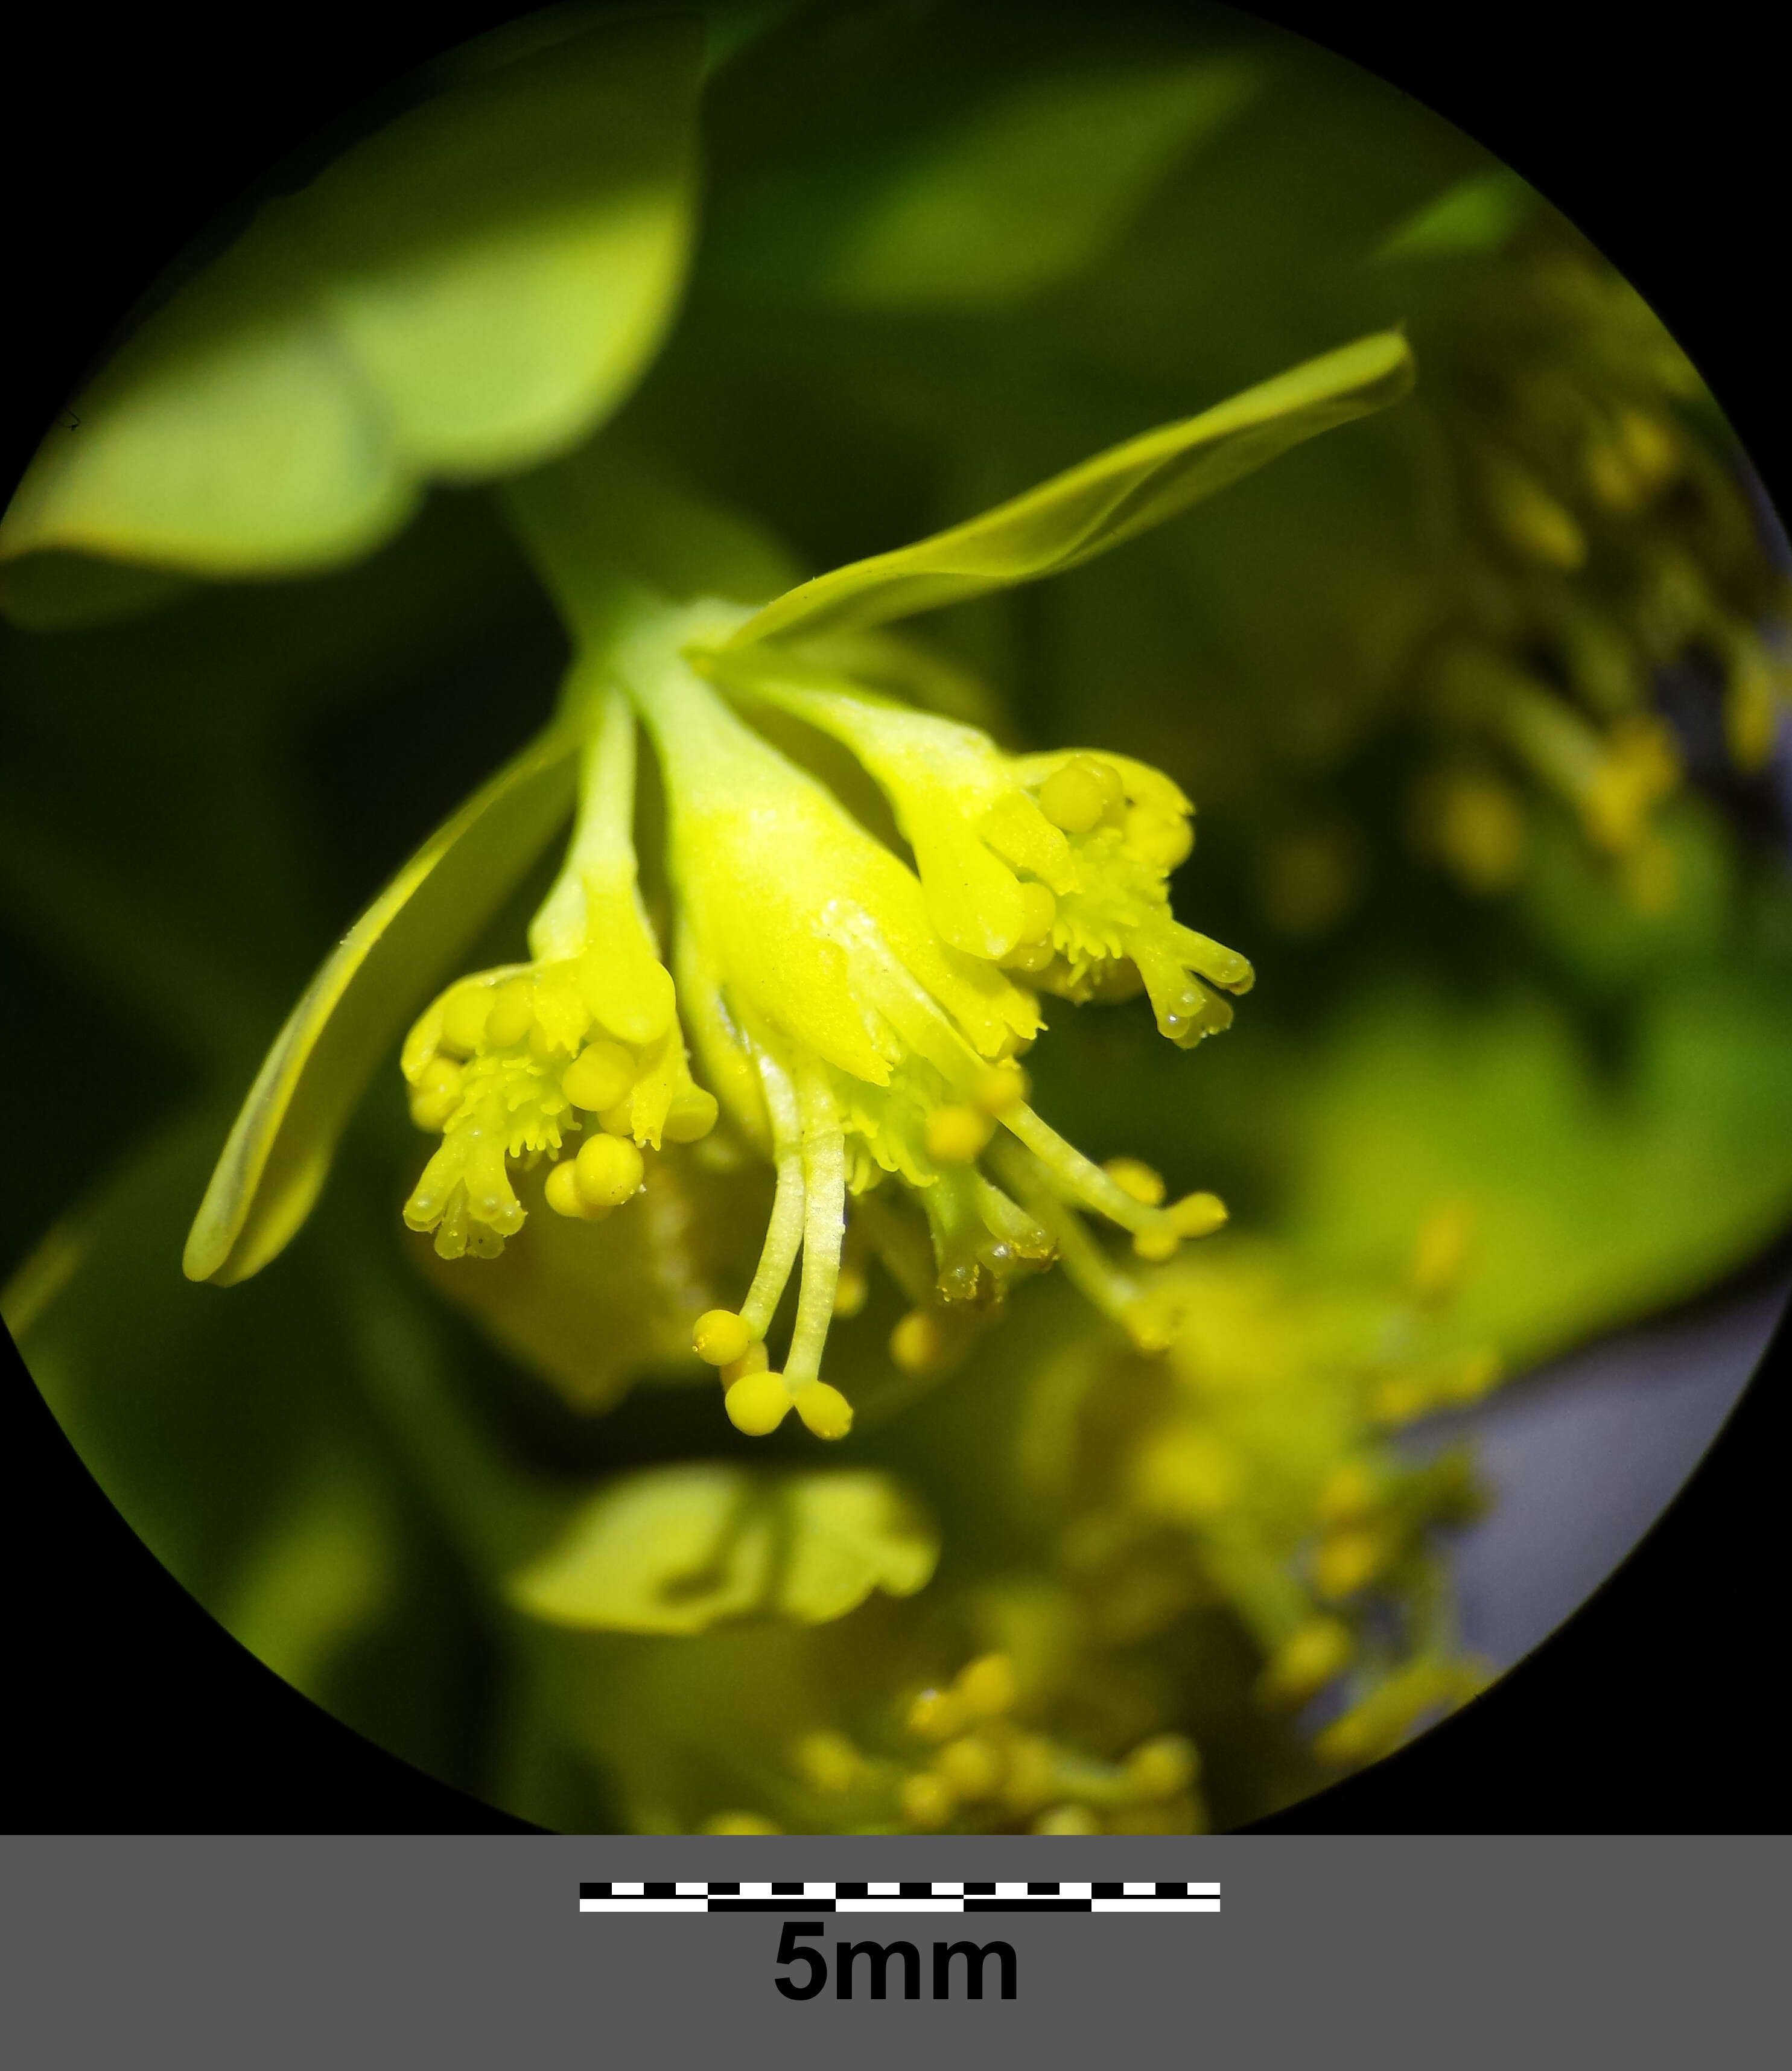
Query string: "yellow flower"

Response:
xmin=396 ymin=677 xmax=713 ymax=1263
xmin=596 ymin=599 xmax=1248 ymax=1436
xmin=701 ymin=645 xmax=1251 ymax=1041
xmin=182 ymin=331 xmax=1415 ymax=1442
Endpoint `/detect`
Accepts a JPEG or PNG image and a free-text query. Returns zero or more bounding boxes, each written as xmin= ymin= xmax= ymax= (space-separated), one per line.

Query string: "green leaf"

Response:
xmin=183 ymin=722 xmax=579 ymax=1286
xmin=726 ymin=331 xmax=1415 ymax=646
xmin=509 ymin=1464 xmax=939 ymax=1634
xmin=804 ymin=59 xmax=1262 ymax=310
xmin=0 ymin=14 xmax=702 ymax=608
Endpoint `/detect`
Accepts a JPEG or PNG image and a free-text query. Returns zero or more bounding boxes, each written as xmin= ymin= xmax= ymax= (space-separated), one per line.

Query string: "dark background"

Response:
xmin=4 ymin=0 xmax=1788 ymax=1832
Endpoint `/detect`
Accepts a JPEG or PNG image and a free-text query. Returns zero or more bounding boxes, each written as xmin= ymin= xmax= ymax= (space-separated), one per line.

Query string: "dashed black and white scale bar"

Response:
xmin=579 ymin=1880 xmax=1220 ymax=1914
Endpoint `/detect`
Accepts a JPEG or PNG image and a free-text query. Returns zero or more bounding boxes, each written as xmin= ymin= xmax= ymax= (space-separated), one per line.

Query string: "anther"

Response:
xmin=1033 ymin=1803 xmax=1099 ymax=1836
xmin=1256 ymin=1620 xmax=1354 ymax=1707
xmin=1038 ymin=756 xmax=1125 ymax=835
xmin=484 ymin=979 xmax=535 ymax=1050
xmin=662 ymin=1087 xmax=720 ymax=1142
xmin=1316 ymin=1460 xmax=1377 ymax=1525
xmin=725 ymin=1370 xmax=793 ymax=1435
xmin=1314 ymin=1527 xmax=1387 ymax=1599
xmin=720 ymin=1340 xmax=770 ymax=1383
xmin=1122 ymin=1734 xmax=1200 ymax=1798
xmin=1000 ymin=1737 xmax=1057 ymax=1812
xmin=900 ymin=1772 xmax=956 ymax=1830
xmin=953 ymin=1653 xmax=1017 ymax=1719
xmin=1104 ymin=1157 xmax=1166 ymax=1206
xmin=889 ymin=1308 xmax=950 ymax=1374
xmin=564 ymin=1039 xmax=637 ymax=1112
xmin=1015 ymin=881 xmax=1057 ymax=941
xmin=574 ymin=1133 xmax=644 ymax=1209
xmin=545 ymin=1159 xmax=612 ymax=1221
xmin=794 ymin=1731 xmax=863 ymax=1795
xmin=831 ymin=1261 xmax=869 ymax=1319
xmin=408 ymin=1058 xmax=463 ymax=1132
xmin=1166 ymin=1191 xmax=1227 ymax=1238
xmin=441 ymin=990 xmax=492 ymax=1055
xmin=1000 ymin=936 xmax=1058 ymax=973
xmin=973 ymin=1062 xmax=1030 ymax=1116
xmin=926 ymin=1105 xmax=996 ymax=1164
xmin=936 ymin=1735 xmax=1003 ymax=1799
xmin=792 ymin=1379 xmax=853 ymax=1439
xmin=1125 ymin=804 xmax=1193 ymax=870
xmin=693 ymin=1308 xmax=754 ymax=1367
xmin=906 ymin=1688 xmax=962 ymax=1742
xmin=1132 ymin=1226 xmax=1180 ymax=1263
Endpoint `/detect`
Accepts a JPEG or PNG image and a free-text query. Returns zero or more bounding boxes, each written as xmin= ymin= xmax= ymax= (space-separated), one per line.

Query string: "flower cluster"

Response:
xmin=1402 ymin=228 xmax=1790 ymax=914
xmin=399 ymin=597 xmax=1249 ymax=1441
xmin=188 ymin=332 xmax=1414 ymax=1441
xmin=599 ymin=1203 xmax=1499 ymax=1836
xmin=704 ymin=1650 xmax=1207 ymax=1837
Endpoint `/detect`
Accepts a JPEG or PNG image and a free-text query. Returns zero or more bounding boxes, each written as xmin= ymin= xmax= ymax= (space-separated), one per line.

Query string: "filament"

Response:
xmin=740 ymin=1049 xmax=807 ymax=1337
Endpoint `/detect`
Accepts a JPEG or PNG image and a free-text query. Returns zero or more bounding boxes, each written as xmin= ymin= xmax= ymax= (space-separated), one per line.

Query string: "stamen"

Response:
xmin=783 ymin=1074 xmax=847 ymax=1389
xmin=564 ymin=1040 xmax=637 ymax=1112
xmin=693 ymin=1308 xmax=754 ymax=1367
xmin=926 ymin=1104 xmax=996 ymax=1163
xmin=891 ymin=1308 xmax=951 ymax=1373
xmin=1015 ymin=883 xmax=1057 ymax=941
xmin=573 ymin=1133 xmax=644 ymax=1209
xmin=792 ymin=1379 xmax=853 ymax=1439
xmin=987 ymin=1138 xmax=1177 ymax=1352
xmin=545 ymin=1159 xmax=611 ymax=1221
xmin=725 ymin=1370 xmax=794 ymax=1435
xmin=441 ymin=987 xmax=494 ymax=1056
xmin=739 ymin=1050 xmax=806 ymax=1337
xmin=968 ymin=1171 xmax=1053 ymax=1262
xmin=1125 ymin=803 xmax=1193 ymax=870
xmin=919 ymin=1169 xmax=994 ymax=1300
xmin=1105 ymin=1156 xmax=1166 ymax=1206
xmin=974 ymin=1062 xmax=1030 ymax=1116
xmin=1038 ymin=756 xmax=1125 ymax=835
xmin=485 ymin=979 xmax=535 ymax=1049
xmin=1000 ymin=1103 xmax=1164 ymax=1235
xmin=720 ymin=1339 xmax=770 ymax=1383
xmin=663 ymin=1087 xmax=720 ymax=1141
xmin=408 ymin=1058 xmax=463 ymax=1131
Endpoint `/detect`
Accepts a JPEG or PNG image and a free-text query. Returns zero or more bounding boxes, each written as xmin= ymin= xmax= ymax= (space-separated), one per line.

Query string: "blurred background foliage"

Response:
xmin=3 ymin=0 xmax=1790 ymax=1832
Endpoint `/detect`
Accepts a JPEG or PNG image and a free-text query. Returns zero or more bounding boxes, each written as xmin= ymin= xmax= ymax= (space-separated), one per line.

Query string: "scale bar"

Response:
xmin=579 ymin=1879 xmax=1221 ymax=1915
